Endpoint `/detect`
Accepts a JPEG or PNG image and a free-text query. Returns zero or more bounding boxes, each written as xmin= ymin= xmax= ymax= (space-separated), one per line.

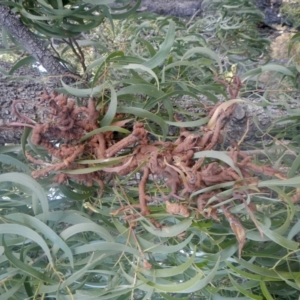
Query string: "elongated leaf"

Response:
xmin=111 ymin=0 xmax=142 ymax=19
xmin=21 ymin=126 xmax=32 ymax=157
xmin=191 ymin=181 xmax=235 ymax=199
xmin=207 ymin=99 xmax=245 ymax=129
xmin=261 ymin=64 xmax=295 ymax=77
xmin=143 ymin=90 xmax=200 ymax=111
xmin=141 ymin=219 xmax=192 ymax=238
xmin=9 ymin=56 xmax=36 ymax=75
xmin=60 ymin=253 xmax=106 ymax=289
xmin=61 ymin=81 xmax=104 ymax=97
xmin=117 ymin=84 xmax=164 ymax=98
xmin=59 ymin=185 xmax=95 ymax=200
xmin=0 ymin=173 xmax=49 ymax=219
xmin=0 ymin=224 xmax=53 ymax=266
xmin=239 ymin=258 xmax=300 ymax=280
xmin=241 ymin=67 xmax=263 ymax=81
xmin=206 ymin=243 xmax=238 ymax=262
xmin=137 ymin=234 xmax=194 ymax=254
xmin=71 ymin=242 xmax=140 ymax=256
xmin=121 ymin=64 xmax=159 ymax=88
xmin=83 ymin=0 xmax=114 ymax=4
xmin=117 ymin=106 xmax=168 ymax=140
xmin=85 ymin=55 xmax=106 ymax=73
xmin=260 ymin=281 xmax=274 ymax=300
xmin=137 ymin=257 xmax=220 ymax=293
xmin=92 ymin=51 xmax=124 ymax=86
xmin=59 ymin=223 xmax=114 ymax=242
xmin=164 ymin=60 xmax=211 ymax=71
xmin=258 ymin=176 xmax=300 ymax=188
xmin=63 ymin=164 xmax=121 ymax=174
xmin=0 ymin=145 xmax=22 ymax=154
xmin=6 ymin=213 xmax=73 ymax=267
xmin=241 ymin=64 xmax=295 ymax=82
xmin=100 ymin=84 xmax=118 ymax=126
xmin=0 ymin=154 xmax=31 ymax=174
xmin=36 ymin=210 xmax=94 ymax=225
xmin=77 ymin=154 xmax=131 ymax=165
xmin=258 ymin=222 xmax=299 ymax=250
xmin=0 ymin=274 xmax=24 ymax=299
xmin=182 ymin=47 xmax=222 ymax=73
xmin=226 ymin=262 xmax=278 ymax=282
xmin=288 ymin=219 xmax=300 ymax=240
xmin=79 ymin=126 xmax=130 ymax=143
xmin=165 ymin=118 xmax=209 ymax=127
xmin=193 ymin=150 xmax=243 ymax=178
xmin=229 ymin=274 xmax=262 ymax=300
xmin=139 ymin=251 xmax=196 ymax=278
xmin=142 ymin=21 xmax=175 ymax=69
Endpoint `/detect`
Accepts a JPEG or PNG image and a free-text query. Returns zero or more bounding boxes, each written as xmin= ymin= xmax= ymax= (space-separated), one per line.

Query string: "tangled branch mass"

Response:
xmin=10 ymin=81 xmax=291 ymax=256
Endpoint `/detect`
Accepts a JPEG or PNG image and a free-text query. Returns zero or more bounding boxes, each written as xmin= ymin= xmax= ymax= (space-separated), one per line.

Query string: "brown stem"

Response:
xmin=139 ymin=167 xmax=151 ymax=215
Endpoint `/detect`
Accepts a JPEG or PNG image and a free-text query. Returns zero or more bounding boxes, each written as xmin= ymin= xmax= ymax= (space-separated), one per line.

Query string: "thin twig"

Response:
xmin=186 ymin=8 xmax=202 ymax=27
xmin=71 ymin=37 xmax=87 ymax=72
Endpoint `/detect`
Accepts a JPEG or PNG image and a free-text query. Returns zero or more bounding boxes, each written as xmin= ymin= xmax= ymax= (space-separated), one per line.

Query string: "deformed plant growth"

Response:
xmin=9 ymin=76 xmax=293 ymax=258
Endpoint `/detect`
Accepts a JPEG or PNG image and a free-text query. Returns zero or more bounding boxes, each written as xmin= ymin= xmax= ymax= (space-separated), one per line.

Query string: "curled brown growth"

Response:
xmin=9 ymin=84 xmax=287 ymax=256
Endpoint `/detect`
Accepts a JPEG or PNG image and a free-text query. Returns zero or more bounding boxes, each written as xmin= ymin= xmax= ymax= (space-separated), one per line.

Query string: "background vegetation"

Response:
xmin=1 ymin=0 xmax=300 ymax=299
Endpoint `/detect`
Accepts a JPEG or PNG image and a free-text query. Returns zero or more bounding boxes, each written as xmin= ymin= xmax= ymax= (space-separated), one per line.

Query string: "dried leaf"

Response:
xmin=110 ymin=118 xmax=133 ymax=127
xmin=292 ymin=189 xmax=300 ymax=203
xmin=166 ymin=201 xmax=190 ymax=217
xmin=223 ymin=207 xmax=246 ymax=258
xmin=143 ymin=259 xmax=152 ymax=270
xmin=207 ymin=99 xmax=244 ymax=130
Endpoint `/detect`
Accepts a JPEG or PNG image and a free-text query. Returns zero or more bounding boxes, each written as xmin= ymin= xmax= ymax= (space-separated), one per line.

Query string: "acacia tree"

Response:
xmin=1 ymin=1 xmax=300 ymax=299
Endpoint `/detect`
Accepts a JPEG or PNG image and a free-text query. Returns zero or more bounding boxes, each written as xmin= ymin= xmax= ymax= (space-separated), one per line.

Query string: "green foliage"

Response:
xmin=2 ymin=0 xmax=300 ymax=299
xmin=4 ymin=0 xmax=141 ymax=38
xmin=281 ymin=0 xmax=300 ymax=29
xmin=200 ymin=0 xmax=270 ymax=63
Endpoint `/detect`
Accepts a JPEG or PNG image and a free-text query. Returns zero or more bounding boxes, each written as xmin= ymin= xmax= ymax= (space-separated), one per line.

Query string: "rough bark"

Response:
xmin=138 ymin=0 xmax=202 ymax=17
xmin=0 ymin=5 xmax=74 ymax=82
xmin=139 ymin=0 xmax=284 ymax=25
xmin=0 ymin=62 xmax=56 ymax=145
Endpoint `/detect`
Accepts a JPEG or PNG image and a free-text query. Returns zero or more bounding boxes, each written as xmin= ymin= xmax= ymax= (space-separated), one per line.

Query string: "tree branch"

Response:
xmin=0 ymin=5 xmax=75 ymax=83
